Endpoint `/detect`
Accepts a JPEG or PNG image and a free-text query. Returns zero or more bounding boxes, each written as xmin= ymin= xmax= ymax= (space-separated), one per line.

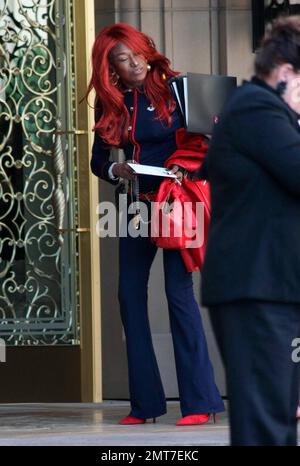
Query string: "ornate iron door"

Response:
xmin=0 ymin=0 xmax=79 ymax=346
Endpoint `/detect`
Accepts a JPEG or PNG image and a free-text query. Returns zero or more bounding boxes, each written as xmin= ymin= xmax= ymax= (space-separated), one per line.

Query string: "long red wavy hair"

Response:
xmin=85 ymin=23 xmax=179 ymax=147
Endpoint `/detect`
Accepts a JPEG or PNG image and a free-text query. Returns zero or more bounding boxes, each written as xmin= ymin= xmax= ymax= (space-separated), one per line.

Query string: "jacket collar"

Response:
xmin=121 ymin=84 xmax=145 ymax=95
xmin=250 ymin=76 xmax=284 ymax=99
xmin=249 ymin=75 xmax=300 ymax=120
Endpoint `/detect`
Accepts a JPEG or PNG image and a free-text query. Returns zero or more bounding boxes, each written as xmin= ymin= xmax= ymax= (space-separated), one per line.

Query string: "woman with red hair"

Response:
xmin=87 ymin=23 xmax=224 ymax=425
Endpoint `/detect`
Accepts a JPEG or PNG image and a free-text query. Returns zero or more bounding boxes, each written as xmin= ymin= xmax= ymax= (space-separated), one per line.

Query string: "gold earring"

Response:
xmin=147 ymin=64 xmax=151 ymax=71
xmin=110 ymin=71 xmax=119 ymax=86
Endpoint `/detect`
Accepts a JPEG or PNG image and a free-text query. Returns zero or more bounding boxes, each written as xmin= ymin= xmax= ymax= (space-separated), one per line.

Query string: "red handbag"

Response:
xmin=151 ymin=177 xmax=210 ymax=254
xmin=151 ymin=179 xmax=186 ymax=249
xmin=150 ymin=127 xmax=210 ymax=271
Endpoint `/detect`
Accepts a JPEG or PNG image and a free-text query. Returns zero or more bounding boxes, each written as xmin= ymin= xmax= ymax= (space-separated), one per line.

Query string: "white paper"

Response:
xmin=128 ymin=163 xmax=177 ymax=178
xmin=171 ymin=81 xmax=184 ymax=115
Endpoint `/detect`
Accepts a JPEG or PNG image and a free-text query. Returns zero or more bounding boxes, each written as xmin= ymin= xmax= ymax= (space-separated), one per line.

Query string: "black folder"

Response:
xmin=169 ymin=72 xmax=237 ymax=134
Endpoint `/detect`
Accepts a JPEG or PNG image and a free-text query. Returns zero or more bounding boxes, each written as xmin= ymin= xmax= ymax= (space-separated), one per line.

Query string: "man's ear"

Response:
xmin=278 ymin=63 xmax=294 ymax=80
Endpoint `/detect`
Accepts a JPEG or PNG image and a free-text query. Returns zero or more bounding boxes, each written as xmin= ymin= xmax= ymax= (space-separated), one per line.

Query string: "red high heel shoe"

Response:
xmin=175 ymin=413 xmax=217 ymax=426
xmin=119 ymin=415 xmax=157 ymax=425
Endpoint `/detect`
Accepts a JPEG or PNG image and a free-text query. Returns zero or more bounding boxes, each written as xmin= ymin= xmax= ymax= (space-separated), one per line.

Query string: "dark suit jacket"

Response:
xmin=201 ymin=77 xmax=300 ymax=305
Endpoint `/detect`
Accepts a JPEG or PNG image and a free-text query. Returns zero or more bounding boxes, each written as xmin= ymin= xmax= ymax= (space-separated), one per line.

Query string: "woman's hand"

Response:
xmin=169 ymin=164 xmax=185 ymax=183
xmin=112 ymin=161 xmax=137 ymax=180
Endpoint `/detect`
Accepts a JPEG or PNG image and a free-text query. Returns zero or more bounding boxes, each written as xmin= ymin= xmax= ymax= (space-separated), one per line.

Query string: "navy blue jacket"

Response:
xmin=201 ymin=77 xmax=300 ymax=305
xmin=91 ymin=88 xmax=183 ymax=193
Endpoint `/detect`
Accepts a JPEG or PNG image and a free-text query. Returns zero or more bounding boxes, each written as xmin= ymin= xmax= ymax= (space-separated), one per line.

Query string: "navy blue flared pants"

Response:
xmin=118 ymin=232 xmax=224 ymax=419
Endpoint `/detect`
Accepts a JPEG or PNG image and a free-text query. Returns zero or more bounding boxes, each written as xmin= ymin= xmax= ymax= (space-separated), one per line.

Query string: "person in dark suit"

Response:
xmin=199 ymin=16 xmax=300 ymax=445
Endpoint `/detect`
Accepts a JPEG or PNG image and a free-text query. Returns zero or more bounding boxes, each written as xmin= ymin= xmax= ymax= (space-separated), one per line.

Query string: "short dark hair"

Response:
xmin=255 ymin=15 xmax=300 ymax=78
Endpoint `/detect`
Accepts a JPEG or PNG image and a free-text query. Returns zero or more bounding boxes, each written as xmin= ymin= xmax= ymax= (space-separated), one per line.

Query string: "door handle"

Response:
xmin=53 ymin=122 xmax=90 ymax=245
xmin=55 ymin=130 xmax=88 ymax=135
xmin=57 ymin=227 xmax=91 ymax=233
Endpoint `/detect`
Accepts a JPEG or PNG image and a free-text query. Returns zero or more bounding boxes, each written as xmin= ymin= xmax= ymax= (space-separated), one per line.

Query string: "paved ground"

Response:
xmin=0 ymin=401 xmax=298 ymax=446
xmin=0 ymin=401 xmax=229 ymax=446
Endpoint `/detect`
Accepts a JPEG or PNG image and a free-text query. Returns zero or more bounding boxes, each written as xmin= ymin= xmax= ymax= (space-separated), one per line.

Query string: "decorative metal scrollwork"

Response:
xmin=0 ymin=0 xmax=79 ymax=345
